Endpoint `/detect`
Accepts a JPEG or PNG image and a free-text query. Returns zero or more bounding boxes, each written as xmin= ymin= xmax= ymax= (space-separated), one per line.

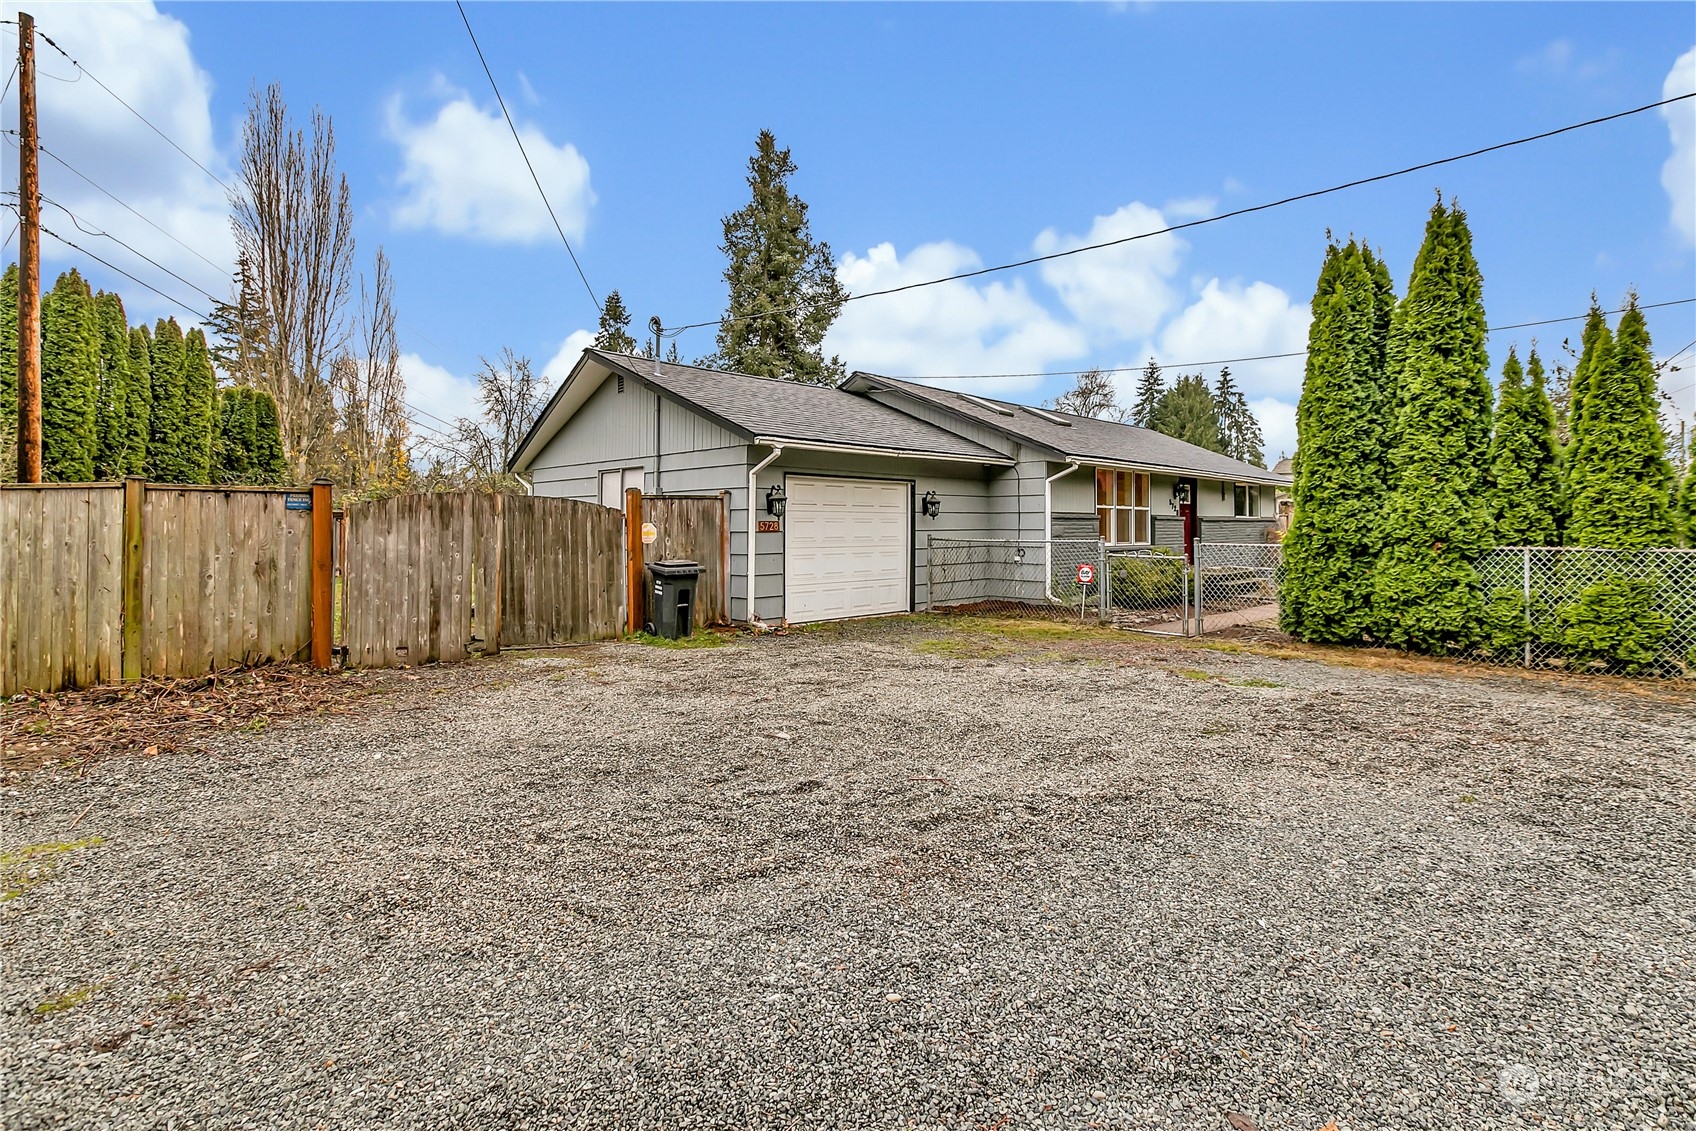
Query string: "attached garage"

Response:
xmin=783 ymin=475 xmax=911 ymax=623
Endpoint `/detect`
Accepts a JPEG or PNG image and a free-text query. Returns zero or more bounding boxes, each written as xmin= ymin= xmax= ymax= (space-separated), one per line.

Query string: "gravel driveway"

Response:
xmin=4 ymin=618 xmax=1693 ymax=1130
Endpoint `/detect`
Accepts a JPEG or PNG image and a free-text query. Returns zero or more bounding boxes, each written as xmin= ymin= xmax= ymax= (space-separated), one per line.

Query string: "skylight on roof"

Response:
xmin=957 ymin=392 xmax=1014 ymax=416
xmin=1020 ymin=405 xmax=1072 ymax=426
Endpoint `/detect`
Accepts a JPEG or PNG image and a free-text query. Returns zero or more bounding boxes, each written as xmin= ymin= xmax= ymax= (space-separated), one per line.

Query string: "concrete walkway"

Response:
xmin=1127 ymin=601 xmax=1280 ymax=637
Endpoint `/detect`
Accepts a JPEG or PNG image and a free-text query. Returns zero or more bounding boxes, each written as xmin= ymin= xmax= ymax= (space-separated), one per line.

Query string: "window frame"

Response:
xmin=1233 ymin=483 xmax=1262 ymax=518
xmin=1095 ymin=468 xmax=1151 ymax=545
xmin=599 ymin=466 xmax=645 ymax=509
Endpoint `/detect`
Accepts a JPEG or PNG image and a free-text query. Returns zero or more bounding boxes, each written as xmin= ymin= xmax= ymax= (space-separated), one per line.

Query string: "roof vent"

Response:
xmin=1020 ymin=406 xmax=1072 ymax=427
xmin=957 ymin=392 xmax=1014 ymax=417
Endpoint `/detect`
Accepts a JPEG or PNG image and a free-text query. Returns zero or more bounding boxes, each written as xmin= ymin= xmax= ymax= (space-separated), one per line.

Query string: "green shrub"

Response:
xmin=1109 ymin=549 xmax=1185 ymax=609
xmin=1478 ymin=588 xmax=1530 ymax=656
xmin=1554 ymin=576 xmax=1672 ymax=674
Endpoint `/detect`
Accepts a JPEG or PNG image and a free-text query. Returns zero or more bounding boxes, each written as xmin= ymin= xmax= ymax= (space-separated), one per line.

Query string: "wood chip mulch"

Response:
xmin=1 ymin=665 xmax=381 ymax=781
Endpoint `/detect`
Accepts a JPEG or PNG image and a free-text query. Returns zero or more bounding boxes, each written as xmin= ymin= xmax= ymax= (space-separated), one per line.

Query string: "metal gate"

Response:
xmin=1105 ymin=548 xmax=1192 ymax=635
xmin=1193 ymin=541 xmax=1282 ymax=635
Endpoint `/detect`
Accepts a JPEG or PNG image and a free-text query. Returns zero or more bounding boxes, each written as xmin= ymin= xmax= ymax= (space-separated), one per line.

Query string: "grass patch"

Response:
xmin=632 ymin=629 xmax=730 ymax=650
xmin=32 ymin=984 xmax=98 ymax=1017
xmin=914 ymin=638 xmax=1012 ymax=660
xmin=2 ymin=837 xmax=105 ymax=901
xmin=1173 ymin=668 xmax=1214 ymax=681
xmin=1232 ymin=677 xmax=1284 ymax=688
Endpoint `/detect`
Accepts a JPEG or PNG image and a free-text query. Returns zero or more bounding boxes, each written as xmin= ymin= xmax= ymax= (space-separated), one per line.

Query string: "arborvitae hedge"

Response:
xmin=1680 ymin=464 xmax=1696 ymax=547
xmin=1486 ymin=348 xmax=1563 ymax=546
xmin=182 ymin=328 xmax=216 ymax=483
xmin=40 ymin=269 xmax=100 ymax=482
xmin=1565 ymin=298 xmax=1676 ymax=548
xmin=124 ymin=325 xmax=152 ymax=476
xmin=92 ymin=291 xmax=134 ymax=480
xmin=146 ymin=317 xmax=193 ymax=482
xmin=1566 ymin=301 xmax=1611 ymax=449
xmin=1281 ymin=240 xmax=1397 ymax=643
xmin=1370 ymin=201 xmax=1494 ymax=653
xmin=250 ymin=388 xmax=286 ymax=484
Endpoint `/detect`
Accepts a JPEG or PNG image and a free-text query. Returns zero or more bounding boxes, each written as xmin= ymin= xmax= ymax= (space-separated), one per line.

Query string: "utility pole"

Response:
xmin=15 ymin=11 xmax=41 ymax=483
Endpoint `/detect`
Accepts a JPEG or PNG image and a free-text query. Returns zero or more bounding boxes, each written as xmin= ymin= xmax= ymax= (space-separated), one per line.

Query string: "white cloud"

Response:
xmin=825 ymin=241 xmax=1087 ymax=393
xmin=1033 ymin=202 xmax=1185 ymax=340
xmin=387 ymin=82 xmax=593 ymax=244
xmin=1140 ymin=278 xmax=1311 ymax=400
xmin=1 ymin=2 xmax=234 ymax=323
xmin=543 ymin=329 xmax=596 ymax=384
xmin=1661 ymin=47 xmax=1696 ymax=245
xmin=1250 ymin=397 xmax=1299 ymax=467
xmin=399 ymin=354 xmax=481 ymax=437
xmin=1516 ymin=38 xmax=1620 ymax=83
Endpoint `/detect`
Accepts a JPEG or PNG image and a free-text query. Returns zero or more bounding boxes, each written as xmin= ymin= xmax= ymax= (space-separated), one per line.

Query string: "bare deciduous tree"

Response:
xmin=332 ymin=247 xmax=411 ymax=498
xmin=224 ymin=83 xmax=356 ymax=482
xmin=1049 ymin=368 xmax=1126 ymax=421
xmin=438 ymin=348 xmax=549 ymax=493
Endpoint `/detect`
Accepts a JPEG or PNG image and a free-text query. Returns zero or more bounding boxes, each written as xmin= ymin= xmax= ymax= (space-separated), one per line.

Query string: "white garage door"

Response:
xmin=784 ymin=476 xmax=911 ymax=623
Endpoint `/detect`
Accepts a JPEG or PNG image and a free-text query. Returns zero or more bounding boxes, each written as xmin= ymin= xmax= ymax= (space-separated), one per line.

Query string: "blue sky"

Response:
xmin=4 ymin=2 xmax=1693 ymax=463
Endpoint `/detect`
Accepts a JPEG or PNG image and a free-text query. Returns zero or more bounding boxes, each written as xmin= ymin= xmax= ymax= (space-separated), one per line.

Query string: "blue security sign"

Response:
xmin=284 ymin=493 xmax=312 ymax=511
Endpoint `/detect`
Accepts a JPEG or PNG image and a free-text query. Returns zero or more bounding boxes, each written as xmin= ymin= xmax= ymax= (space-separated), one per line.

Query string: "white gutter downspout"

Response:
xmin=1044 ymin=459 xmax=1082 ymax=602
xmin=746 ymin=444 xmax=784 ymax=623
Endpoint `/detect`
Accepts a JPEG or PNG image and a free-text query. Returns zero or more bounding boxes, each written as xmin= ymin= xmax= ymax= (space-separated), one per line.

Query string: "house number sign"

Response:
xmin=757 ymin=519 xmax=781 ymax=533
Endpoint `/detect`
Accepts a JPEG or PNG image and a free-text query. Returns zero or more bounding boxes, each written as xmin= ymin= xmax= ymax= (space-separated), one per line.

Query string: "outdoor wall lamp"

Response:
xmin=921 ymin=491 xmax=942 ymax=518
xmin=765 ymin=484 xmax=787 ymax=518
xmin=1169 ymin=483 xmax=1192 ymax=513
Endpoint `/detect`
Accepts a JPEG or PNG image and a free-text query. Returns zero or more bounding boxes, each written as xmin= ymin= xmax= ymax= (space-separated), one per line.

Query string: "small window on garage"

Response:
xmin=599 ymin=467 xmax=644 ymax=509
xmin=1233 ymin=484 xmax=1262 ymax=517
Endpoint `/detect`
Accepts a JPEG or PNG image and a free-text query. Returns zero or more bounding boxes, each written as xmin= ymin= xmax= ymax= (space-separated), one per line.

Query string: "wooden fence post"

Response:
xmin=310 ymin=479 xmax=333 ymax=669
xmin=121 ymin=477 xmax=145 ymax=681
xmin=718 ymin=489 xmax=732 ymax=624
xmin=625 ymin=486 xmax=644 ymax=636
xmin=485 ymin=493 xmax=503 ymax=656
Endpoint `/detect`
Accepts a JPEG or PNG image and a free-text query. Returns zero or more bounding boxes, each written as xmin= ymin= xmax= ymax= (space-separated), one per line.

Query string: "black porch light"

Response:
xmin=765 ymin=484 xmax=787 ymax=518
xmin=921 ymin=490 xmax=941 ymax=518
xmin=1169 ymin=482 xmax=1192 ymax=512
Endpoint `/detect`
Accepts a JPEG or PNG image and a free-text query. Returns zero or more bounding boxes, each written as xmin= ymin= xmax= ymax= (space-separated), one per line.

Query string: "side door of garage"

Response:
xmin=783 ymin=475 xmax=911 ymax=623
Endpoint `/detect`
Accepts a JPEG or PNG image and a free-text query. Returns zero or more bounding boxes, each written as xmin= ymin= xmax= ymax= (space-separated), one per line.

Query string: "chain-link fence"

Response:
xmin=1104 ymin=549 xmax=1191 ymax=634
xmin=1194 ymin=542 xmax=1283 ymax=633
xmin=1473 ymin=546 xmax=1696 ymax=677
xmin=926 ymin=538 xmax=1108 ymax=619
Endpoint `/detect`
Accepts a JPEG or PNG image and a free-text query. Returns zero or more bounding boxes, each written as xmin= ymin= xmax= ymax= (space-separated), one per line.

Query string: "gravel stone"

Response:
xmin=2 ymin=618 xmax=1693 ymax=1129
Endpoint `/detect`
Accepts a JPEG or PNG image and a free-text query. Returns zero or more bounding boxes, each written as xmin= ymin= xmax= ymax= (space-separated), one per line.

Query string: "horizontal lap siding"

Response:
xmin=0 ymin=485 xmax=124 ymax=694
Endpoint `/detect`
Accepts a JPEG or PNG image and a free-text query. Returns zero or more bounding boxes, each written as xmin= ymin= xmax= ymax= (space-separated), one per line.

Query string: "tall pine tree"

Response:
xmin=594 ymin=291 xmax=638 ymax=354
xmin=124 ymin=325 xmax=152 ymax=476
xmin=1130 ymin=360 xmax=1164 ymax=428
xmin=712 ymin=130 xmax=847 ymax=384
xmin=1211 ymin=367 xmax=1264 ymax=466
xmin=183 ymin=328 xmax=216 ymax=482
xmin=1281 ymin=240 xmax=1399 ymax=643
xmin=0 ymin=264 xmax=17 ymax=480
xmin=92 ymin=291 xmax=133 ymax=479
xmin=1148 ymin=373 xmax=1226 ymax=453
xmin=1371 ymin=200 xmax=1494 ymax=653
xmin=1566 ymin=296 xmax=1676 ymax=547
xmin=147 ymin=317 xmax=193 ymax=482
xmin=1486 ymin=347 xmax=1563 ymax=545
xmin=40 ymin=269 xmax=100 ymax=482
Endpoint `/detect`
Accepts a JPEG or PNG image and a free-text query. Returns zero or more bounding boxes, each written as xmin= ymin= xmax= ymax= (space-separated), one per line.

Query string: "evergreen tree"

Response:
xmin=1486 ymin=347 xmax=1563 ymax=545
xmin=711 ymin=130 xmax=847 ymax=384
xmin=1211 ymin=367 xmax=1264 ymax=466
xmin=1371 ymin=200 xmax=1494 ymax=653
xmin=1566 ymin=300 xmax=1611 ymax=451
xmin=1148 ymin=373 xmax=1226 ymax=453
xmin=1130 ymin=359 xmax=1164 ymax=428
xmin=183 ymin=328 xmax=216 ymax=481
xmin=1566 ymin=296 xmax=1676 ymax=547
xmin=1280 ymin=240 xmax=1399 ymax=643
xmin=1679 ymin=463 xmax=1696 ymax=547
xmin=39 ymin=269 xmax=100 ymax=481
xmin=251 ymin=388 xmax=287 ymax=484
xmin=147 ymin=317 xmax=193 ymax=482
xmin=213 ymin=387 xmax=259 ymax=484
xmin=124 ymin=325 xmax=152 ymax=476
xmin=91 ymin=291 xmax=133 ymax=479
xmin=594 ymin=291 xmax=638 ymax=354
xmin=0 ymin=264 xmax=17 ymax=480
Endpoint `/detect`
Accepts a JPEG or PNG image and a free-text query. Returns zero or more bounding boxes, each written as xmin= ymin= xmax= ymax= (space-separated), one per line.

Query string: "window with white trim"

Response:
xmin=1096 ymin=469 xmax=1150 ymax=543
xmin=1233 ymin=484 xmax=1262 ymax=517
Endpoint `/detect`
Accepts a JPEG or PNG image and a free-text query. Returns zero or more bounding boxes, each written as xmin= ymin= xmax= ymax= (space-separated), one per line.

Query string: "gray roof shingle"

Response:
xmin=848 ymin=373 xmax=1290 ymax=485
xmin=595 ymin=351 xmax=1010 ymax=463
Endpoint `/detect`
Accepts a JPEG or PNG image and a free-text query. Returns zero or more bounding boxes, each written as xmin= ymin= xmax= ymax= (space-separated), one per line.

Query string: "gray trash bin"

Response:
xmin=646 ymin=559 xmax=705 ymax=639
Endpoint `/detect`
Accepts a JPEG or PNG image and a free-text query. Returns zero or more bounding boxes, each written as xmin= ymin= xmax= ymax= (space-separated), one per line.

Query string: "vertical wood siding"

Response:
xmin=499 ymin=495 xmax=624 ymax=647
xmin=641 ymin=495 xmax=729 ymax=626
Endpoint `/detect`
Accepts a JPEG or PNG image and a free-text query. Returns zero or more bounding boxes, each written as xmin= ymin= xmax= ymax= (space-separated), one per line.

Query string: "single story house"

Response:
xmin=508 ymin=349 xmax=1289 ymax=625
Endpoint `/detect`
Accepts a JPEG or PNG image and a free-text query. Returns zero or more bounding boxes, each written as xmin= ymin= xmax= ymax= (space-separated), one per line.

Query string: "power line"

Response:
xmin=880 ymin=297 xmax=1696 ymax=382
xmin=13 ymin=191 xmax=223 ymax=305
xmin=670 ymin=90 xmax=1696 ymax=336
xmin=33 ymin=220 xmax=210 ymax=321
xmin=452 ymin=0 xmax=599 ymax=316
xmin=33 ymin=28 xmax=233 ymax=193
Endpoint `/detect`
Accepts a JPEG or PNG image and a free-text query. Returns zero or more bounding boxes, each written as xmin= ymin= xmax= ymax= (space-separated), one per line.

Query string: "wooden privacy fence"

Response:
xmin=640 ymin=493 xmax=731 ymax=629
xmin=1 ymin=479 xmax=332 ymax=695
xmin=340 ymin=493 xmax=625 ymax=669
